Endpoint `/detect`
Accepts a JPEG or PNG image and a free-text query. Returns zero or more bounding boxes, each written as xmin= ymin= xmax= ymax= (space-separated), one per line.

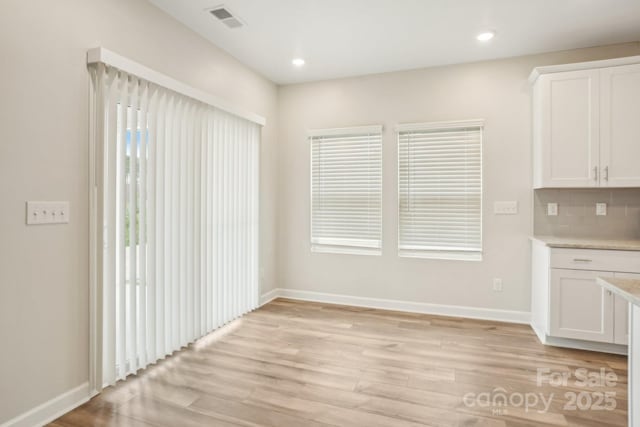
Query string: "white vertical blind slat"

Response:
xmin=154 ymin=91 xmax=166 ymax=359
xmin=214 ymin=112 xmax=223 ymax=329
xmin=193 ymin=105 xmax=202 ymax=338
xmin=127 ymin=80 xmax=138 ymax=374
xmin=103 ymin=67 xmax=119 ymax=387
xmin=146 ymin=85 xmax=157 ymax=365
xmin=251 ymin=126 xmax=259 ymax=307
xmin=209 ymin=112 xmax=216 ymax=329
xmin=138 ymin=82 xmax=149 ymax=370
xmin=116 ymin=75 xmax=128 ymax=380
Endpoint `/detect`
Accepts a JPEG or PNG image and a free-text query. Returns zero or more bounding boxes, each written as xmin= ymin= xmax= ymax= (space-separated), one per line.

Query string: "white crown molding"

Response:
xmin=528 ymin=55 xmax=640 ymax=84
xmin=0 ymin=382 xmax=89 ymax=427
xmin=260 ymin=288 xmax=530 ymax=324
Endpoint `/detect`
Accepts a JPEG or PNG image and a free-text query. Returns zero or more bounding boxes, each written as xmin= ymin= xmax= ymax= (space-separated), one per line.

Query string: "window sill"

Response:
xmin=398 ymin=250 xmax=482 ymax=262
xmin=311 ymin=245 xmax=382 ymax=256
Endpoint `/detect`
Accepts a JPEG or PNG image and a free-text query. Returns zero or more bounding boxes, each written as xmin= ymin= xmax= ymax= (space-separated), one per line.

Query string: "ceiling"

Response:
xmin=149 ymin=0 xmax=640 ymax=85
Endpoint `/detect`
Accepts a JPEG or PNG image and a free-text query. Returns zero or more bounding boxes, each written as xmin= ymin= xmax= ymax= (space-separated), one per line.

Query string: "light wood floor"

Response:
xmin=51 ymin=299 xmax=628 ymax=426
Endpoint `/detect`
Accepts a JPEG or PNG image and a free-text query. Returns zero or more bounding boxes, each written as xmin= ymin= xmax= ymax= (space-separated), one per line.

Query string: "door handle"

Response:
xmin=604 ymin=166 xmax=609 ymax=181
xmin=572 ymin=258 xmax=593 ymax=263
xmin=593 ymin=166 xmax=598 ymax=181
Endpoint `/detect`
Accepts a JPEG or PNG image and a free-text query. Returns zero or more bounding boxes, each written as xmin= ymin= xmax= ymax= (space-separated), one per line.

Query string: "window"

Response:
xmin=397 ymin=120 xmax=483 ymax=260
xmin=310 ymin=126 xmax=382 ymax=255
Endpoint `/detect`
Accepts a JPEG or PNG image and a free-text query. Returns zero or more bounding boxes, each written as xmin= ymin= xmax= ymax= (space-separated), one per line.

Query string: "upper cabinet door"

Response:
xmin=536 ymin=70 xmax=600 ymax=188
xmin=600 ymin=64 xmax=640 ymax=187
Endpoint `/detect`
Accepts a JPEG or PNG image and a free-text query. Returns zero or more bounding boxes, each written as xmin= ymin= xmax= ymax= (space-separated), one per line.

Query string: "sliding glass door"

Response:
xmin=89 ymin=62 xmax=260 ymax=390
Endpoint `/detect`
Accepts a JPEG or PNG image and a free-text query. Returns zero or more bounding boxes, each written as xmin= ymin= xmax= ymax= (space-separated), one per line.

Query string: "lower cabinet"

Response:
xmin=550 ymin=269 xmax=616 ymax=343
xmin=531 ymin=240 xmax=639 ymax=352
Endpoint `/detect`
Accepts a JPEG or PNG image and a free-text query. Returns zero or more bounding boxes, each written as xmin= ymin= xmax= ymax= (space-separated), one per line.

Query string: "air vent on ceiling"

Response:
xmin=208 ymin=6 xmax=244 ymax=29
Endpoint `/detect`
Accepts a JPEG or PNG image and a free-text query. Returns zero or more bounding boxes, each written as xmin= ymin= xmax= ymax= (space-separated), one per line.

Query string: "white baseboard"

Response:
xmin=531 ymin=322 xmax=548 ymax=344
xmin=530 ymin=324 xmax=627 ymax=355
xmin=261 ymin=288 xmax=531 ymax=324
xmin=259 ymin=288 xmax=280 ymax=306
xmin=0 ymin=382 xmax=90 ymax=427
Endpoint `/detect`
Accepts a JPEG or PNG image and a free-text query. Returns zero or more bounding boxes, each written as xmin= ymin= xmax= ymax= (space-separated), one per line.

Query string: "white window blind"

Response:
xmin=310 ymin=126 xmax=382 ymax=255
xmin=89 ymin=61 xmax=260 ymax=390
xmin=398 ymin=120 xmax=483 ymax=260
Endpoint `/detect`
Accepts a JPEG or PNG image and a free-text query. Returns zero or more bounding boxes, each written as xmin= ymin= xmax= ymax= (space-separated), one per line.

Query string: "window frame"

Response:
xmin=396 ymin=119 xmax=484 ymax=261
xmin=309 ymin=125 xmax=383 ymax=256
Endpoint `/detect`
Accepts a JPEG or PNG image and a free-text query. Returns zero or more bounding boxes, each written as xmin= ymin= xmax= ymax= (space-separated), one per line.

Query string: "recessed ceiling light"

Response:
xmin=476 ymin=31 xmax=495 ymax=42
xmin=292 ymin=58 xmax=305 ymax=67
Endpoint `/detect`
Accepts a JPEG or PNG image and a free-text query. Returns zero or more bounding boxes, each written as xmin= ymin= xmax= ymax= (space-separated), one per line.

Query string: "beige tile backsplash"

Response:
xmin=534 ymin=189 xmax=640 ymax=239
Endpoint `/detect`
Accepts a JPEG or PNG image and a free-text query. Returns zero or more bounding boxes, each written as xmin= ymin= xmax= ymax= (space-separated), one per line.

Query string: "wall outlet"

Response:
xmin=596 ymin=203 xmax=607 ymax=216
xmin=547 ymin=203 xmax=558 ymax=216
xmin=493 ymin=278 xmax=503 ymax=292
xmin=494 ymin=201 xmax=518 ymax=215
xmin=26 ymin=201 xmax=70 ymax=225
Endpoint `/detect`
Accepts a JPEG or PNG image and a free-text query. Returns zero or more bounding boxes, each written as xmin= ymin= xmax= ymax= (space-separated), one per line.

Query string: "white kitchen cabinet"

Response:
xmin=531 ymin=239 xmax=640 ymax=353
xmin=533 ymin=70 xmax=599 ymax=188
xmin=531 ymin=56 xmax=640 ymax=188
xmin=600 ymin=63 xmax=640 ymax=187
xmin=550 ymin=269 xmax=614 ymax=343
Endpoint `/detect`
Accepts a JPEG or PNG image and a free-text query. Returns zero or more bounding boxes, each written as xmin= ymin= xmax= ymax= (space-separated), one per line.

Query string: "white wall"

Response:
xmin=0 ymin=0 xmax=278 ymax=423
xmin=276 ymin=42 xmax=640 ymax=312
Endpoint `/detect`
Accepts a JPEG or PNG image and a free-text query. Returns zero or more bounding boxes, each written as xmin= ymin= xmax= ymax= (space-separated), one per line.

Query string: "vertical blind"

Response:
xmin=398 ymin=121 xmax=483 ymax=260
xmin=310 ymin=126 xmax=382 ymax=255
xmin=89 ymin=63 xmax=260 ymax=389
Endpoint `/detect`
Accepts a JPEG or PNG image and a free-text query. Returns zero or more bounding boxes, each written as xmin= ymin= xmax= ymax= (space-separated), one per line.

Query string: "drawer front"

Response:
xmin=550 ymin=248 xmax=640 ymax=273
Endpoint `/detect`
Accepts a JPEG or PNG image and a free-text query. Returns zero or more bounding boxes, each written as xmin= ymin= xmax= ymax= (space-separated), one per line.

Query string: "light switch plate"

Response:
xmin=26 ymin=201 xmax=70 ymax=225
xmin=547 ymin=203 xmax=558 ymax=216
xmin=596 ymin=202 xmax=607 ymax=216
xmin=494 ymin=201 xmax=518 ymax=215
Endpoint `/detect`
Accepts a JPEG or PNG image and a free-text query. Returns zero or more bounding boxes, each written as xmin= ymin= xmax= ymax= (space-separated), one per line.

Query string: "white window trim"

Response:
xmin=312 ymin=244 xmax=382 ymax=256
xmin=395 ymin=119 xmax=484 ymax=133
xmin=309 ymin=125 xmax=383 ymax=256
xmin=396 ymin=119 xmax=484 ymax=262
xmin=308 ymin=125 xmax=383 ymax=138
xmin=399 ymin=248 xmax=483 ymax=262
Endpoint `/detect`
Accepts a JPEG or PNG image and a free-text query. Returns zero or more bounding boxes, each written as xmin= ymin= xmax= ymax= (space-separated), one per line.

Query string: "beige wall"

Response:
xmin=2 ymin=1 xmax=640 ymax=421
xmin=0 ymin=0 xmax=278 ymax=422
xmin=276 ymin=42 xmax=640 ymax=312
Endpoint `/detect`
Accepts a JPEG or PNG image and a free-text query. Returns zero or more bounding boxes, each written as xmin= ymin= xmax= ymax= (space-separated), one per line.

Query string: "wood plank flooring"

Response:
xmin=50 ymin=299 xmax=628 ymax=426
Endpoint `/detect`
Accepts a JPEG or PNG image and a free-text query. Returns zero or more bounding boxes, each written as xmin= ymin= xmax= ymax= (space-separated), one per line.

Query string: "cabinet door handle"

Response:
xmin=593 ymin=166 xmax=598 ymax=181
xmin=572 ymin=258 xmax=593 ymax=263
xmin=604 ymin=166 xmax=609 ymax=181
xmin=607 ymin=290 xmax=613 ymax=296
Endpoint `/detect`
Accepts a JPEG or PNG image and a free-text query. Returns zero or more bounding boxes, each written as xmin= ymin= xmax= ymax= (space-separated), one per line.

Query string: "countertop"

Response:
xmin=531 ymin=235 xmax=640 ymax=251
xmin=597 ymin=277 xmax=640 ymax=306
